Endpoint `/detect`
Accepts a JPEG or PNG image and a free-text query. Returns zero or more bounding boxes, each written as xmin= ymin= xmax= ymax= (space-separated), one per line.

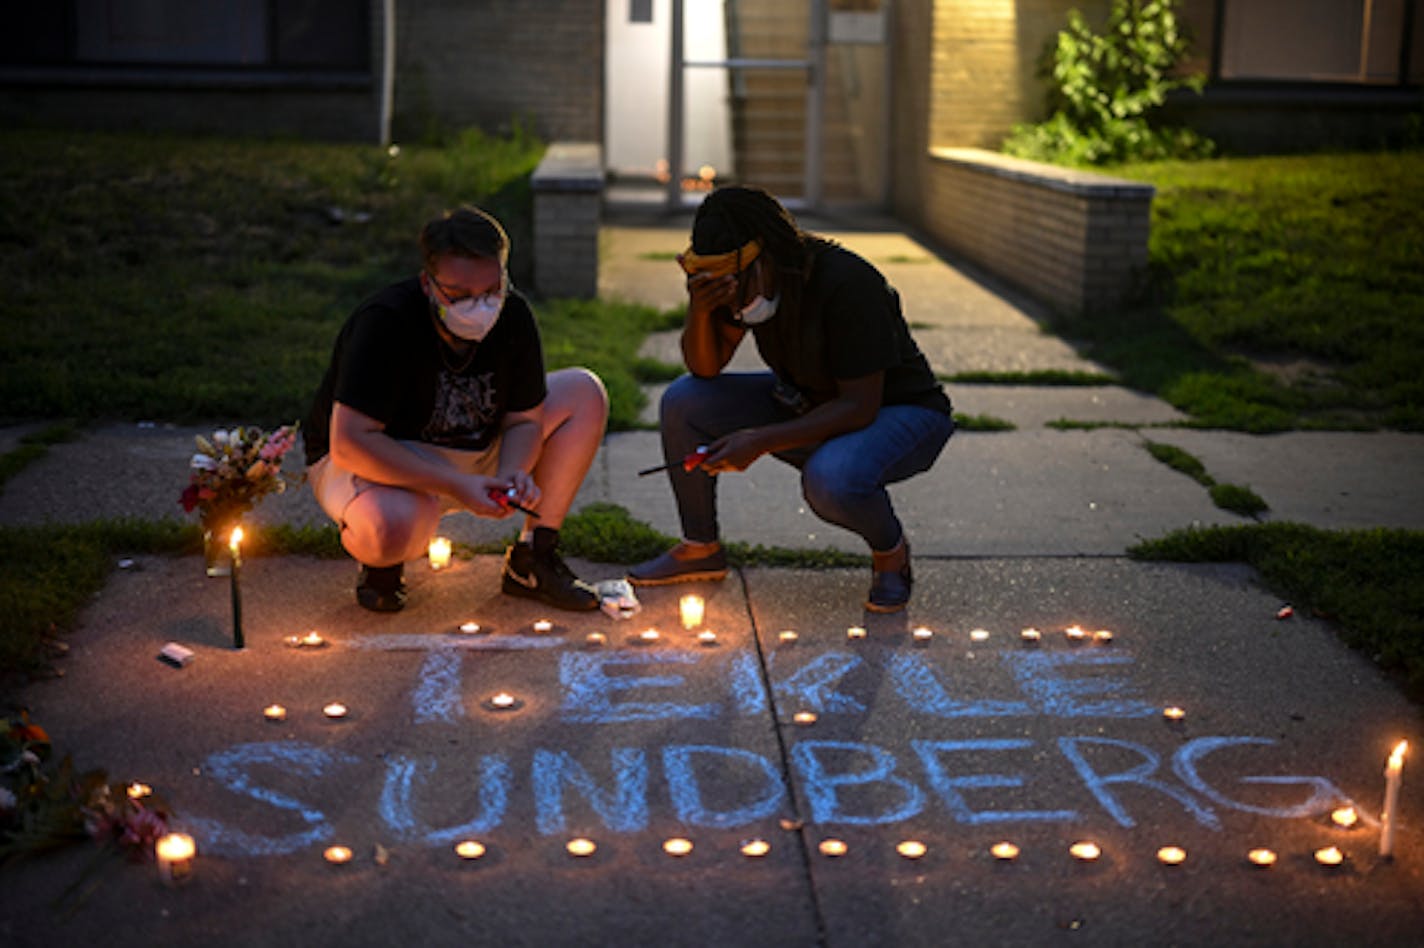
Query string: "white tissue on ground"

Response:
xmin=595 ymin=579 xmax=641 ymax=620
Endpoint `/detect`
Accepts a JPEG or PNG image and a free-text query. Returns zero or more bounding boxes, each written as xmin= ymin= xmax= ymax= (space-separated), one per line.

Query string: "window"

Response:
xmin=0 ymin=0 xmax=369 ymax=72
xmin=1217 ymin=0 xmax=1417 ymax=84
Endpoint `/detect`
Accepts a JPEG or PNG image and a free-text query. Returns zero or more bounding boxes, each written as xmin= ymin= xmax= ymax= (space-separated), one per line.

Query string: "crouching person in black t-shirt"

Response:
xmin=303 ymin=205 xmax=608 ymax=612
xmin=627 ymin=187 xmax=953 ymax=613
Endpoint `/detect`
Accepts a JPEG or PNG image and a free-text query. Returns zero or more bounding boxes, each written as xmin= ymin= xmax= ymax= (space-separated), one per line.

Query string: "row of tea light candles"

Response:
xmin=147 ymin=740 xmax=1407 ymax=882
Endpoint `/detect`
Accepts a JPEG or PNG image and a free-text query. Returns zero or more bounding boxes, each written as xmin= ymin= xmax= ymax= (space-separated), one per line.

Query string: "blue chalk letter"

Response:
xmin=663 ymin=745 xmax=786 ymax=828
xmin=791 ymin=740 xmax=924 ymax=825
xmin=533 ymin=747 xmax=650 ymax=835
xmin=1058 ymin=736 xmax=1219 ymax=829
xmin=379 ymin=753 xmax=511 ymax=843
xmin=560 ymin=651 xmax=719 ymax=723
xmin=913 ymin=739 xmax=1077 ymax=824
xmin=1173 ymin=736 xmax=1356 ymax=821
xmin=889 ymin=653 xmax=1030 ymax=717
xmin=1003 ymin=651 xmax=1156 ymax=718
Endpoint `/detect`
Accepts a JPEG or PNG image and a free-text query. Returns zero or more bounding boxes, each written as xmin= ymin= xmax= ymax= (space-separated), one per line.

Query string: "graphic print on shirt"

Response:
xmin=423 ymin=369 xmax=498 ymax=450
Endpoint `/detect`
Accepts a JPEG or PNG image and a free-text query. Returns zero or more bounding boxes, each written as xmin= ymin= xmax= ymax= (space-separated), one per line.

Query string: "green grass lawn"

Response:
xmin=1083 ymin=151 xmax=1424 ymax=432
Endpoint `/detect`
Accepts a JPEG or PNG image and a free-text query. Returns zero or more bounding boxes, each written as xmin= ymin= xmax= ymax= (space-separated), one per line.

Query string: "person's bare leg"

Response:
xmin=340 ymin=485 xmax=443 ymax=566
xmin=523 ymin=367 xmax=608 ymax=529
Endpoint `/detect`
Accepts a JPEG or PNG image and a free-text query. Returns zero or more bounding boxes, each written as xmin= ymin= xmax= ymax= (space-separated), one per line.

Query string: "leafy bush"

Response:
xmin=1003 ymin=0 xmax=1213 ymax=166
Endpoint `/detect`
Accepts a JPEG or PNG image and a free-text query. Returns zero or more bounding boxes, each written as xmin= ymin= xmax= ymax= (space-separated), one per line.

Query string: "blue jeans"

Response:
xmin=658 ymin=372 xmax=954 ymax=552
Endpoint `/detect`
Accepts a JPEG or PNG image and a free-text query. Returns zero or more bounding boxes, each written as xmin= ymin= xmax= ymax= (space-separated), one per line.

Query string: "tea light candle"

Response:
xmin=1065 ymin=625 xmax=1087 ymax=644
xmin=1163 ymin=706 xmax=1186 ymax=722
xmin=1331 ymin=806 xmax=1359 ymax=828
xmin=486 ymin=692 xmax=520 ymax=711
xmin=155 ymin=832 xmax=196 ymax=884
xmin=1157 ymin=845 xmax=1187 ymax=865
xmin=1381 ymin=740 xmax=1407 ymax=859
xmin=663 ymin=837 xmax=694 ymax=857
xmin=969 ymin=628 xmax=990 ymax=642
xmin=263 ymin=704 xmax=287 ymax=722
xmin=323 ymin=702 xmax=348 ymax=720
xmin=1093 ymin=629 xmax=1114 ymax=645
xmin=1247 ymin=848 xmax=1277 ymax=868
xmin=990 ymin=841 xmax=1020 ymax=861
xmin=1314 ymin=845 xmax=1344 ymax=867
xmin=697 ymin=630 xmax=718 ymax=646
xmin=127 ymin=782 xmax=152 ymax=800
xmin=1069 ymin=841 xmax=1101 ymax=862
xmin=911 ymin=626 xmax=933 ymax=642
xmin=454 ymin=840 xmax=486 ymax=860
xmin=639 ymin=628 xmax=660 ymax=644
xmin=532 ymin=619 xmax=553 ymax=634
xmin=818 ymin=838 xmax=847 ymax=857
xmin=846 ymin=626 xmax=867 ymax=640
xmin=428 ymin=536 xmax=452 ymax=569
xmin=323 ymin=845 xmax=353 ymax=865
xmin=793 ymin=711 xmax=818 ymax=726
xmin=778 ymin=630 xmax=798 ymax=644
xmin=567 ymin=838 xmax=597 ymax=857
xmin=586 ymin=631 xmax=606 ymax=647
xmin=740 ymin=838 xmax=771 ymax=858
xmin=896 ymin=840 xmax=928 ymax=860
xmin=679 ymin=594 xmax=705 ymax=630
xmin=1020 ymin=628 xmax=1041 ymax=644
xmin=458 ymin=621 xmax=481 ymax=635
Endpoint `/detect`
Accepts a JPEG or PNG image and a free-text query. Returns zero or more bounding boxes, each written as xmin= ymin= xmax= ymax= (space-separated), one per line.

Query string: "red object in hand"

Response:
xmin=637 ymin=445 xmax=711 ymax=477
xmin=682 ymin=446 xmax=711 ymax=472
xmin=487 ymin=486 xmax=540 ymax=518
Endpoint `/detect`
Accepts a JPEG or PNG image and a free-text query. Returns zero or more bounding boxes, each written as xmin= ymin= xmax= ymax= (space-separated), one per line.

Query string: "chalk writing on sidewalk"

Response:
xmin=185 ymin=647 xmax=1365 ymax=857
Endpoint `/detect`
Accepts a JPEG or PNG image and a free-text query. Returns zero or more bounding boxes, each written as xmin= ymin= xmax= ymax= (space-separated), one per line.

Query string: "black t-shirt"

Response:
xmin=749 ymin=244 xmax=952 ymax=414
xmin=303 ymin=277 xmax=547 ymax=465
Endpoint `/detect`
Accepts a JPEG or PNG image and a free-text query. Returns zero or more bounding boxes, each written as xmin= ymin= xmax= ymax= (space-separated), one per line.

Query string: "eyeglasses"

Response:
xmin=428 ymin=270 xmax=506 ymax=307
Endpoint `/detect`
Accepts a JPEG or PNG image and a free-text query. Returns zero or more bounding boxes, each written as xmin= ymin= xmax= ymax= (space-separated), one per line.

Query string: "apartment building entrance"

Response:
xmin=606 ymin=0 xmax=890 ymax=210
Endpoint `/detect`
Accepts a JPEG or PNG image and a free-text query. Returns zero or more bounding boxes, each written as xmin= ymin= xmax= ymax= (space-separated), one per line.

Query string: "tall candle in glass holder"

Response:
xmin=156 ymin=832 xmax=196 ymax=885
xmin=1380 ymin=740 xmax=1408 ymax=858
xmin=229 ymin=527 xmax=245 ymax=649
xmin=428 ymin=536 xmax=452 ymax=570
xmin=679 ymin=594 xmax=705 ymax=630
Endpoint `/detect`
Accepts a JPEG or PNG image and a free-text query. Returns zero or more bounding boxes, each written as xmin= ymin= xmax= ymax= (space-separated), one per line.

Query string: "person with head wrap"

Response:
xmin=627 ymin=187 xmax=953 ymax=612
xmin=304 ymin=205 xmax=608 ymax=613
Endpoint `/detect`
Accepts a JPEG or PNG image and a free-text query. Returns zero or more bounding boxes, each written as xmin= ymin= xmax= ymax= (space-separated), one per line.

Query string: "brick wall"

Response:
xmin=531 ymin=142 xmax=603 ymax=299
xmin=394 ymin=0 xmax=603 ymax=142
xmin=923 ymin=148 xmax=1152 ymax=315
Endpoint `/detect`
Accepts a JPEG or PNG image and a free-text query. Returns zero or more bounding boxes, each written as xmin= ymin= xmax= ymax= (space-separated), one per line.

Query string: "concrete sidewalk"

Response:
xmin=3 ymin=205 xmax=1424 ymax=947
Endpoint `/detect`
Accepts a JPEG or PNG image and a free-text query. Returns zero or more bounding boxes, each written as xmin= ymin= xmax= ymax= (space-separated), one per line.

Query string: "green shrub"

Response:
xmin=1003 ymin=0 xmax=1213 ymax=166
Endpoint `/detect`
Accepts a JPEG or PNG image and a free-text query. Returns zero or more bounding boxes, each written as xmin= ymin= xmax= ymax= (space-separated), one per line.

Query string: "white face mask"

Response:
xmin=738 ymin=293 xmax=780 ymax=326
xmin=432 ymin=287 xmax=504 ymax=341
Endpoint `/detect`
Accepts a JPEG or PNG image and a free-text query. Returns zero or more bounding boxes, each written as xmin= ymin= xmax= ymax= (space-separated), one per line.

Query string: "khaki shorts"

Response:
xmin=307 ymin=440 xmax=500 ymax=527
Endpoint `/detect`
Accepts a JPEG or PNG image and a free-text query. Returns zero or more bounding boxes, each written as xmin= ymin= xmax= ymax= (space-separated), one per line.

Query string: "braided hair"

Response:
xmin=690 ymin=186 xmax=831 ymax=320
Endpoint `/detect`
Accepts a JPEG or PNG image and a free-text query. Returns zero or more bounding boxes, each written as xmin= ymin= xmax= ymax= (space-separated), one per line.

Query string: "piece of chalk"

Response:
xmin=158 ymin=642 xmax=195 ymax=668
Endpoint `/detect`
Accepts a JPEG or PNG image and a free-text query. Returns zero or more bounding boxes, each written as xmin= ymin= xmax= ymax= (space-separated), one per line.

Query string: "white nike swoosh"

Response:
xmin=505 ymin=568 xmax=539 ymax=589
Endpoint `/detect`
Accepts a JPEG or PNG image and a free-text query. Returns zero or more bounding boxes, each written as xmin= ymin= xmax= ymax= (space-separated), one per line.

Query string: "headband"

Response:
xmin=678 ymin=238 xmax=761 ymax=278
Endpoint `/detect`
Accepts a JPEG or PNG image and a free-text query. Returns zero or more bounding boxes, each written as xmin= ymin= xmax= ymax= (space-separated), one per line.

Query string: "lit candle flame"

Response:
xmin=155 ymin=832 xmax=196 ymax=884
xmin=1388 ymin=740 xmax=1408 ymax=773
xmin=300 ymin=631 xmax=325 ymax=647
xmin=454 ymin=840 xmax=486 ymax=860
xmin=1065 ymin=625 xmax=1087 ymax=642
xmin=567 ymin=838 xmax=597 ymax=857
xmin=639 ymin=628 xmax=660 ymax=643
xmin=779 ymin=630 xmax=798 ymax=644
xmin=663 ymin=837 xmax=694 ymax=857
xmin=1094 ymin=629 xmax=1114 ymax=644
xmin=846 ymin=626 xmax=867 ymax=640
xmin=427 ymin=536 xmax=452 ymax=569
xmin=911 ymin=626 xmax=933 ymax=641
xmin=489 ymin=692 xmax=517 ymax=710
xmin=679 ymin=594 xmax=705 ymax=630
xmin=1069 ymin=841 xmax=1101 ymax=861
xmin=1331 ymin=806 xmax=1359 ymax=828
xmin=127 ymin=782 xmax=152 ymax=799
xmin=1248 ymin=848 xmax=1277 ymax=867
xmin=740 ymin=838 xmax=771 ymax=857
xmin=1157 ymin=845 xmax=1187 ymax=865
xmin=793 ymin=711 xmax=818 ymax=726
xmin=697 ymin=630 xmax=718 ymax=645
xmin=1314 ymin=845 xmax=1344 ymax=866
xmin=586 ymin=631 xmax=606 ymax=646
xmin=990 ymin=841 xmax=1020 ymax=861
xmin=970 ymin=628 xmax=990 ymax=642
xmin=1163 ymin=706 xmax=1186 ymax=722
xmin=1020 ymin=628 xmax=1041 ymax=643
xmin=324 ymin=845 xmax=353 ymax=864
xmin=323 ymin=702 xmax=348 ymax=719
xmin=263 ymin=704 xmax=287 ymax=722
xmin=533 ymin=619 xmax=554 ymax=634
xmin=818 ymin=838 xmax=847 ymax=857
xmin=458 ymin=622 xmax=480 ymax=635
xmin=896 ymin=840 xmax=928 ymax=859
xmin=229 ymin=526 xmax=244 ymax=554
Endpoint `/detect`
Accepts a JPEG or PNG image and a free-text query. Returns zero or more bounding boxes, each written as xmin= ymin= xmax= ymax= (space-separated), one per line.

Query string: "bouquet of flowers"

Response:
xmin=180 ymin=424 xmax=300 ymax=573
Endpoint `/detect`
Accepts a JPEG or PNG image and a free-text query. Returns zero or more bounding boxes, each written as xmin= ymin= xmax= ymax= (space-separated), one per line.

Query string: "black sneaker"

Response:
xmin=357 ymin=563 xmax=407 ymax=612
xmin=502 ymin=542 xmax=599 ymax=611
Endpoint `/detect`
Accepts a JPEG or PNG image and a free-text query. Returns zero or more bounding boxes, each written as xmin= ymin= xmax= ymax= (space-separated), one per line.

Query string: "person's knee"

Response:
xmin=801 ymin=454 xmax=873 ymax=522
xmin=659 ymin=373 xmax=710 ymax=427
xmin=342 ymin=490 xmax=440 ymax=564
xmin=548 ymin=366 xmax=609 ymax=425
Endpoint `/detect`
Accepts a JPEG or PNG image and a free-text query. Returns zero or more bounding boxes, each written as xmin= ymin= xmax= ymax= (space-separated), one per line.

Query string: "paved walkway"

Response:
xmin=2 ymin=203 xmax=1423 ymax=946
